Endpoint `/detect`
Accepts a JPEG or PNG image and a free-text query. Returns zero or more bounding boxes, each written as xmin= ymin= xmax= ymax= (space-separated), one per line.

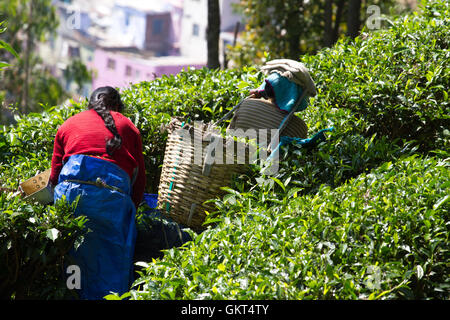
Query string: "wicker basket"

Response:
xmin=227 ymin=98 xmax=308 ymax=140
xmin=158 ymin=99 xmax=308 ymax=231
xmin=158 ymin=120 xmax=249 ymax=231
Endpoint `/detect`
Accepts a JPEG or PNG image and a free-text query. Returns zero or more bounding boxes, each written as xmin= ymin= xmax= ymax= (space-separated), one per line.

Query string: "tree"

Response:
xmin=323 ymin=0 xmax=346 ymax=47
xmin=347 ymin=0 xmax=362 ymax=39
xmin=0 ymin=0 xmax=59 ymax=113
xmin=206 ymin=0 xmax=221 ymax=69
xmin=227 ymin=0 xmax=400 ymax=67
xmin=0 ymin=20 xmax=19 ymax=124
xmin=63 ymin=58 xmax=92 ymax=93
xmin=226 ymin=0 xmax=327 ymax=66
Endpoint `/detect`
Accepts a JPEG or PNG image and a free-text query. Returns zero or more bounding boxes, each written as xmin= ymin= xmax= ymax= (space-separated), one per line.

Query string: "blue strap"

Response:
xmin=267 ymin=127 xmax=334 ymax=162
xmin=166 ymin=121 xmax=186 ymax=213
xmin=281 ymin=127 xmax=334 ymax=147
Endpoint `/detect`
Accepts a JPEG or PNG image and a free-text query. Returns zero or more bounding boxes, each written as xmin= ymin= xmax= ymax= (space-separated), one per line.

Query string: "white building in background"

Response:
xmin=180 ymin=0 xmax=242 ymax=63
xmin=106 ymin=0 xmax=184 ymax=56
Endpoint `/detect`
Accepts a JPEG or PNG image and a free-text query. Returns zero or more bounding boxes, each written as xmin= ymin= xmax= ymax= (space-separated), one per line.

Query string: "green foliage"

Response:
xmin=0 ymin=0 xmax=448 ymax=300
xmin=301 ymin=0 xmax=450 ymax=152
xmin=0 ymin=196 xmax=87 ymax=299
xmin=0 ymin=20 xmax=18 ymax=123
xmin=227 ymin=0 xmax=324 ymax=66
xmin=131 ymin=155 xmax=449 ymax=300
xmin=0 ymin=21 xmax=19 ymax=67
xmin=227 ymin=0 xmax=399 ymax=67
xmin=0 ymin=100 xmax=87 ymax=301
xmin=0 ymin=102 xmax=83 ymax=190
xmin=0 ymin=0 xmax=61 ymax=115
xmin=63 ymin=58 xmax=93 ymax=92
xmin=128 ymin=0 xmax=449 ymax=300
xmin=120 ymin=66 xmax=263 ymax=192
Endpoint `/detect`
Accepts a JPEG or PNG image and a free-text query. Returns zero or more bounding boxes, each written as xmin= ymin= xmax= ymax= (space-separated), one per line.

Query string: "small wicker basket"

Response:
xmin=20 ymin=169 xmax=54 ymax=204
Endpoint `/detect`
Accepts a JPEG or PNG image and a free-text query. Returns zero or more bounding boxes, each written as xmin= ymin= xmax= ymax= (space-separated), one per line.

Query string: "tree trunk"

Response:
xmin=206 ymin=0 xmax=221 ymax=69
xmin=286 ymin=4 xmax=303 ymax=60
xmin=333 ymin=0 xmax=345 ymax=43
xmin=347 ymin=0 xmax=362 ymax=39
xmin=323 ymin=0 xmax=333 ymax=47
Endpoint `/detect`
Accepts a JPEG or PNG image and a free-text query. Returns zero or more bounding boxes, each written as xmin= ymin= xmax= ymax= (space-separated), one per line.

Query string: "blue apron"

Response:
xmin=54 ymin=154 xmax=137 ymax=300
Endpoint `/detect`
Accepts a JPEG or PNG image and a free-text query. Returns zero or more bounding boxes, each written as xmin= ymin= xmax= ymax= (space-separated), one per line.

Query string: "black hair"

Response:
xmin=87 ymin=86 xmax=124 ymax=156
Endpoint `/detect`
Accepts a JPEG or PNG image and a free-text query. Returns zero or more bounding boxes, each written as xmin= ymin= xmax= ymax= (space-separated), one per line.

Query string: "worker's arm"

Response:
xmin=50 ymin=129 xmax=65 ymax=186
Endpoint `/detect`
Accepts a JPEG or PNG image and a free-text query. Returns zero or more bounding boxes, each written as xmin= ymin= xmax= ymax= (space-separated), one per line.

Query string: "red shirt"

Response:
xmin=50 ymin=109 xmax=146 ymax=208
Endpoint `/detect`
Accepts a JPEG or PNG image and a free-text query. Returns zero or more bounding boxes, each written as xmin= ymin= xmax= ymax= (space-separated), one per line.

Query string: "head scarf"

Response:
xmin=256 ymin=59 xmax=317 ymax=113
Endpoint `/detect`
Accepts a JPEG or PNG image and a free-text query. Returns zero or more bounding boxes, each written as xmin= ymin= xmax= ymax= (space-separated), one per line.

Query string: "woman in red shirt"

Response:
xmin=50 ymin=86 xmax=145 ymax=208
xmin=51 ymin=86 xmax=145 ymax=300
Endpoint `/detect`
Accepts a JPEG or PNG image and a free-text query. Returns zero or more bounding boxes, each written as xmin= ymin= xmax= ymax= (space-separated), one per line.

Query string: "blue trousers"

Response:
xmin=54 ymin=154 xmax=137 ymax=300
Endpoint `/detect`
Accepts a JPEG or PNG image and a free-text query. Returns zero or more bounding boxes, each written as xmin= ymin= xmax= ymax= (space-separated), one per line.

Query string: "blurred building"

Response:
xmin=180 ymin=0 xmax=242 ymax=63
xmin=38 ymin=0 xmax=243 ymax=96
xmin=106 ymin=0 xmax=183 ymax=56
xmin=92 ymin=48 xmax=204 ymax=89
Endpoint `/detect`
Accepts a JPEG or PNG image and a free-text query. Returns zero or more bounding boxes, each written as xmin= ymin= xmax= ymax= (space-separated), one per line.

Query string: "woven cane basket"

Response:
xmin=158 ymin=99 xmax=308 ymax=231
xmin=158 ymin=119 xmax=249 ymax=231
xmin=228 ymin=98 xmax=308 ymax=140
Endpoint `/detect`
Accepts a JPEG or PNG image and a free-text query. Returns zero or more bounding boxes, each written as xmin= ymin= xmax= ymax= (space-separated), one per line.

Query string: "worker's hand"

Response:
xmin=248 ymin=89 xmax=260 ymax=98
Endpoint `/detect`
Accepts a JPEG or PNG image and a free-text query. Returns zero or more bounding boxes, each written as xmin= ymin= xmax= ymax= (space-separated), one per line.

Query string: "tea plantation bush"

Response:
xmin=126 ymin=0 xmax=449 ymax=300
xmin=130 ymin=155 xmax=449 ymax=300
xmin=0 ymin=196 xmax=86 ymax=299
xmin=301 ymin=0 xmax=449 ymax=152
xmin=0 ymin=0 xmax=448 ymax=299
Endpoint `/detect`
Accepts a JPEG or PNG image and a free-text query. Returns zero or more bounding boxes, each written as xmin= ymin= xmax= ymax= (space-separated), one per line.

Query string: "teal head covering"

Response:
xmin=257 ymin=72 xmax=309 ymax=113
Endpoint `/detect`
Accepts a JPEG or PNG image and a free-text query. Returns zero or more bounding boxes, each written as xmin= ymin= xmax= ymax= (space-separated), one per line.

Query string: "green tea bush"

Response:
xmin=301 ymin=0 xmax=449 ymax=152
xmin=0 ymin=196 xmax=86 ymax=299
xmin=0 ymin=104 xmax=83 ymax=189
xmin=0 ymin=104 xmax=86 ymax=299
xmin=130 ymin=155 xmax=449 ymax=300
xmin=1 ymin=0 xmax=448 ymax=300
xmin=127 ymin=0 xmax=449 ymax=300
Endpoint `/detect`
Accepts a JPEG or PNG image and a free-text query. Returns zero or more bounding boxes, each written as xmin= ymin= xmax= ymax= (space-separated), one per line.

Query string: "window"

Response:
xmin=125 ymin=65 xmax=132 ymax=77
xmin=152 ymin=19 xmax=163 ymax=35
xmin=107 ymin=58 xmax=116 ymax=70
xmin=192 ymin=23 xmax=199 ymax=36
xmin=68 ymin=46 xmax=80 ymax=58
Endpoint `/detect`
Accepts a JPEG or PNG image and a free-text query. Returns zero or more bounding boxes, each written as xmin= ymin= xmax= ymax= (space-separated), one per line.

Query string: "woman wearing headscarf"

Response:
xmin=50 ymin=86 xmax=146 ymax=300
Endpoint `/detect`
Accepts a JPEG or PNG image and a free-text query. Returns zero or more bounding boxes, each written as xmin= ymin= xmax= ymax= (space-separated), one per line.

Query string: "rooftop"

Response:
xmin=113 ymin=0 xmax=174 ymax=13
